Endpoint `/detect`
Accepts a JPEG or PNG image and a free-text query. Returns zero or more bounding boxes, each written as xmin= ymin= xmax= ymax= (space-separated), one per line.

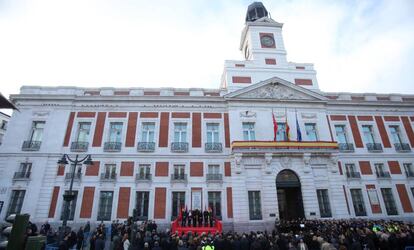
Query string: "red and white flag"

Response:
xmin=272 ymin=111 xmax=278 ymax=141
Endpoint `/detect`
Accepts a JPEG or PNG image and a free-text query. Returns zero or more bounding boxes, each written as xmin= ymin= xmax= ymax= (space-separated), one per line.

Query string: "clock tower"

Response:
xmin=221 ymin=2 xmax=319 ymax=92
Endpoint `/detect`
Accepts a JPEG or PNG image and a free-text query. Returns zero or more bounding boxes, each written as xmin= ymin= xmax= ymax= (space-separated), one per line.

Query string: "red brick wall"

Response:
xmin=348 ymin=116 xmax=363 ymax=148
xmin=63 ymin=112 xmax=75 ymax=146
xmin=77 ymin=112 xmax=96 ymax=118
xmin=265 ymin=58 xmax=276 ymax=65
xmin=232 ymin=76 xmax=252 ymax=84
xmin=155 ymin=162 xmax=169 ymax=177
xmin=224 ymin=162 xmax=231 ymax=177
xmin=366 ymin=185 xmax=382 ymax=214
xmin=140 ymin=112 xmax=158 ymax=118
xmin=92 ymin=112 xmax=106 ymax=147
xmin=192 ymin=113 xmax=201 ymax=148
xmin=359 ymin=161 xmax=373 ymax=175
xmin=48 ymin=186 xmax=60 ymax=218
xmin=80 ymin=187 xmax=95 ymax=218
xmin=57 ymin=164 xmax=65 ymax=176
xmin=85 ymin=161 xmax=100 ymax=176
xmin=388 ymin=161 xmax=402 ymax=174
xmin=154 ymin=188 xmax=167 ymax=219
xmin=125 ymin=112 xmax=138 ymax=147
xmin=203 ymin=113 xmax=222 ymax=119
xmin=158 ymin=112 xmax=169 ymax=147
xmin=375 ymin=116 xmax=391 ymax=148
xmin=330 ymin=115 xmax=347 ymax=121
xmin=396 ymin=184 xmax=414 ymax=213
xmin=226 ymin=187 xmax=233 ymax=218
xmin=294 ymin=79 xmax=313 ymax=86
xmin=108 ymin=112 xmax=127 ymax=118
xmin=384 ymin=116 xmax=400 ymax=122
xmin=357 ymin=116 xmax=373 ymax=121
xmin=172 ymin=112 xmax=190 ymax=118
xmin=190 ymin=162 xmax=203 ymax=177
xmin=120 ymin=161 xmax=134 ymax=176
xmin=224 ymin=113 xmax=230 ymax=148
xmin=117 ymin=187 xmax=131 ymax=218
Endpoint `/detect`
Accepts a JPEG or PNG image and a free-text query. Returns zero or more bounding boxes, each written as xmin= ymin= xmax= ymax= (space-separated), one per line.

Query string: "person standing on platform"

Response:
xmin=198 ymin=209 xmax=203 ymax=227
xmin=188 ymin=210 xmax=192 ymax=227
xmin=181 ymin=207 xmax=187 ymax=227
xmin=193 ymin=209 xmax=199 ymax=227
xmin=208 ymin=208 xmax=214 ymax=227
xmin=203 ymin=209 xmax=209 ymax=227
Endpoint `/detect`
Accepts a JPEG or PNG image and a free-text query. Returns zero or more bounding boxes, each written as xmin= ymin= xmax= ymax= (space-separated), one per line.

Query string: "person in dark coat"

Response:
xmin=94 ymin=233 xmax=106 ymax=250
xmin=76 ymin=227 xmax=84 ymax=250
xmin=240 ymin=234 xmax=250 ymax=250
xmin=203 ymin=210 xmax=209 ymax=227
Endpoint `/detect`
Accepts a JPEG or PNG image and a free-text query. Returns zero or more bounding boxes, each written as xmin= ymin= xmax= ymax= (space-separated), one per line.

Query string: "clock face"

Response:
xmin=260 ymin=35 xmax=275 ymax=48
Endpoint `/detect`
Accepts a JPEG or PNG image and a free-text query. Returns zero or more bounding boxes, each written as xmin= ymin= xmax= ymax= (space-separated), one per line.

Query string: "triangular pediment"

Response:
xmin=225 ymin=77 xmax=327 ymax=101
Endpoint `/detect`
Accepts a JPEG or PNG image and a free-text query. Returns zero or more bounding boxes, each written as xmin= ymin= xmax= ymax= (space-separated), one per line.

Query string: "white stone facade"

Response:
xmin=0 ymin=4 xmax=414 ymax=232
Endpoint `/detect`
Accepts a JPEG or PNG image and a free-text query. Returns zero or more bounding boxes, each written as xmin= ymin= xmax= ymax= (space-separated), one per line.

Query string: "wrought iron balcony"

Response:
xmin=21 ymin=141 xmax=41 ymax=151
xmin=104 ymin=142 xmax=122 ymax=152
xmin=137 ymin=142 xmax=155 ymax=152
xmin=171 ymin=142 xmax=188 ymax=153
xmin=205 ymin=142 xmax=223 ymax=153
xmin=206 ymin=173 xmax=223 ymax=182
xmin=231 ymin=141 xmax=338 ymax=154
xmin=346 ymin=172 xmax=361 ymax=179
xmin=100 ymin=172 xmax=117 ymax=181
xmin=70 ymin=141 xmax=89 ymax=152
xmin=405 ymin=171 xmax=414 ymax=178
xmin=338 ymin=143 xmax=354 ymax=152
xmin=394 ymin=143 xmax=411 ymax=152
xmin=376 ymin=171 xmax=391 ymax=179
xmin=170 ymin=174 xmax=187 ymax=182
xmin=386 ymin=209 xmax=398 ymax=216
xmin=13 ymin=172 xmax=31 ymax=180
xmin=366 ymin=143 xmax=383 ymax=152
xmin=136 ymin=173 xmax=152 ymax=181
xmin=65 ymin=172 xmax=81 ymax=180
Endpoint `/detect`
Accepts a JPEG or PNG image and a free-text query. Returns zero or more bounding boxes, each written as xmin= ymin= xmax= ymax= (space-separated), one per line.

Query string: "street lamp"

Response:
xmin=57 ymin=154 xmax=93 ymax=235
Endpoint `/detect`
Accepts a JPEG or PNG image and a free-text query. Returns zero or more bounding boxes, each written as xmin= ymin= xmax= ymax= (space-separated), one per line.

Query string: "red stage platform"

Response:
xmin=171 ymin=218 xmax=223 ymax=235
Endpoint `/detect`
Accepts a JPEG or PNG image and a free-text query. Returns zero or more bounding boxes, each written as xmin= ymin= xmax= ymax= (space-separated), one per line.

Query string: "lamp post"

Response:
xmin=57 ymin=154 xmax=93 ymax=235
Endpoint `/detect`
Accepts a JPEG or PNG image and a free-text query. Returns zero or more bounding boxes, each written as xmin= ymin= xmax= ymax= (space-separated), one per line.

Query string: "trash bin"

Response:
xmin=25 ymin=235 xmax=46 ymax=250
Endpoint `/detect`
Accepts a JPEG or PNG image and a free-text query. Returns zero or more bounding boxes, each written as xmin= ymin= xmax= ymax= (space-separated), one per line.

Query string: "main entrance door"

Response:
xmin=276 ymin=170 xmax=305 ymax=220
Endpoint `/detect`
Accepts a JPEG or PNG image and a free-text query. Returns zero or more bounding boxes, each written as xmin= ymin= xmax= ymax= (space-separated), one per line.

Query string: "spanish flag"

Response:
xmin=285 ymin=113 xmax=290 ymax=141
xmin=272 ymin=111 xmax=278 ymax=141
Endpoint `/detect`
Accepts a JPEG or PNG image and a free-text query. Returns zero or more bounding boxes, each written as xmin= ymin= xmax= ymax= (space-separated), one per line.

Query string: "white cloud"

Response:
xmin=0 ymin=0 xmax=413 ymax=100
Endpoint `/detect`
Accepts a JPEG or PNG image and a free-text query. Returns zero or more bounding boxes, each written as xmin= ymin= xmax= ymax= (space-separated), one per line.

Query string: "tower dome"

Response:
xmin=245 ymin=2 xmax=269 ymax=22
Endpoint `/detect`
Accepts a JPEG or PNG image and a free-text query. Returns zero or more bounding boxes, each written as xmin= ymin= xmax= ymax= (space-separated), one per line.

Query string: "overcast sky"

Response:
xmin=0 ymin=0 xmax=414 ymax=100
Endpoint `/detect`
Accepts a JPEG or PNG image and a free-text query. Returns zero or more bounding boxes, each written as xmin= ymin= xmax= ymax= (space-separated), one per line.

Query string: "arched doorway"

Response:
xmin=276 ymin=170 xmax=305 ymax=220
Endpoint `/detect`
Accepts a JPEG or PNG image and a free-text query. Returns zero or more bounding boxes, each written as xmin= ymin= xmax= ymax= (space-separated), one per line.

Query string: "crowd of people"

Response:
xmin=11 ymin=218 xmax=414 ymax=249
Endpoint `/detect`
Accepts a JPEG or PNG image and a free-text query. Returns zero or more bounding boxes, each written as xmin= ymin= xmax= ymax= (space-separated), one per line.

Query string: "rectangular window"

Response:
xmin=208 ymin=192 xmax=221 ymax=217
xmin=404 ymin=163 xmax=414 ymax=177
xmin=208 ymin=165 xmax=220 ymax=174
xmin=350 ymin=189 xmax=366 ymax=216
xmin=375 ymin=163 xmax=386 ymax=176
xmin=172 ymin=192 xmax=185 ymax=218
xmin=334 ymin=125 xmax=348 ymax=144
xmin=248 ymin=191 xmax=262 ymax=220
xmin=76 ymin=122 xmax=91 ymax=142
xmin=362 ymin=125 xmax=375 ymax=144
xmin=345 ymin=164 xmax=357 ymax=173
xmin=206 ymin=123 xmax=220 ymax=143
xmin=305 ymin=123 xmax=318 ymax=141
xmin=136 ymin=191 xmax=149 ymax=218
xmin=1 ymin=120 xmax=7 ymax=130
xmin=389 ymin=125 xmax=403 ymax=144
xmin=19 ymin=162 xmax=32 ymax=175
xmin=97 ymin=191 xmax=114 ymax=221
xmin=174 ymin=123 xmax=187 ymax=143
xmin=7 ymin=190 xmax=26 ymax=216
xmin=276 ymin=123 xmax=286 ymax=141
xmin=380 ymin=188 xmax=398 ymax=215
xmin=60 ymin=191 xmax=78 ymax=221
xmin=141 ymin=122 xmax=155 ymax=142
xmin=173 ymin=165 xmax=185 ymax=179
xmin=29 ymin=121 xmax=45 ymax=142
xmin=138 ymin=164 xmax=151 ymax=178
xmin=108 ymin=122 xmax=123 ymax=142
xmin=103 ymin=164 xmax=116 ymax=178
xmin=242 ymin=122 xmax=255 ymax=141
xmin=316 ymin=189 xmax=332 ymax=217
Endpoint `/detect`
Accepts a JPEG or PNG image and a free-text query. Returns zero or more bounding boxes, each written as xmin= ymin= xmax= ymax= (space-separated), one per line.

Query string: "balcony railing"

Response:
xmin=394 ymin=143 xmax=411 ymax=152
xmin=70 ymin=141 xmax=89 ymax=152
xmin=65 ymin=172 xmax=81 ymax=180
xmin=366 ymin=143 xmax=383 ymax=152
xmin=136 ymin=173 xmax=152 ymax=181
xmin=231 ymin=141 xmax=338 ymax=154
xmin=137 ymin=142 xmax=155 ymax=152
xmin=100 ymin=172 xmax=117 ymax=181
xmin=104 ymin=142 xmax=122 ymax=152
xmin=171 ymin=142 xmax=189 ymax=153
xmin=171 ymin=174 xmax=187 ymax=182
xmin=376 ymin=171 xmax=391 ymax=179
xmin=346 ymin=172 xmax=361 ymax=179
xmin=13 ymin=172 xmax=31 ymax=180
xmin=405 ymin=171 xmax=414 ymax=178
xmin=338 ymin=143 xmax=354 ymax=152
xmin=205 ymin=142 xmax=223 ymax=153
xmin=21 ymin=141 xmax=41 ymax=151
xmin=206 ymin=173 xmax=223 ymax=182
